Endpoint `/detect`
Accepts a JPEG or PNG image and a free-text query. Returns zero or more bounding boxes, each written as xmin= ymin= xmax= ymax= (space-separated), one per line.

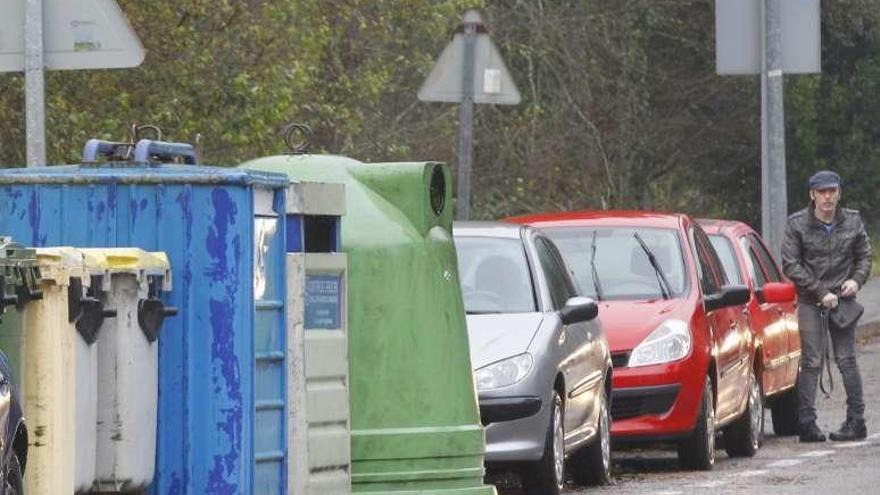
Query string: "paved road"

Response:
xmin=490 ymin=277 xmax=880 ymax=495
xmin=573 ymin=333 xmax=880 ymax=494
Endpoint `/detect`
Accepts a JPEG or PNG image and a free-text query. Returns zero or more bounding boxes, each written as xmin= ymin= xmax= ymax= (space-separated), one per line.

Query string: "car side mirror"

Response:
xmin=704 ymin=284 xmax=750 ymax=312
xmin=560 ymin=296 xmax=599 ymax=325
xmin=760 ymin=281 xmax=796 ymax=304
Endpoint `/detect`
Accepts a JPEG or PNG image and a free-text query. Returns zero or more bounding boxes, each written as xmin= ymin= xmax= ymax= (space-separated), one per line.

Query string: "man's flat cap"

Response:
xmin=808 ymin=170 xmax=840 ymax=189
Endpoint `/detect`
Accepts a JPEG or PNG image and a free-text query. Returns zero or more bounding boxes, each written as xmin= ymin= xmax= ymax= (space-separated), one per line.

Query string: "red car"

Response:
xmin=698 ymin=219 xmax=800 ymax=435
xmin=508 ymin=211 xmax=792 ymax=469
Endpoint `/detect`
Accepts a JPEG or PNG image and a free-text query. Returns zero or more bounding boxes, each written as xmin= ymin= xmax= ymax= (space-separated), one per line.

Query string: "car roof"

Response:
xmin=507 ymin=210 xmax=685 ymax=229
xmin=452 ymin=221 xmax=525 ymax=239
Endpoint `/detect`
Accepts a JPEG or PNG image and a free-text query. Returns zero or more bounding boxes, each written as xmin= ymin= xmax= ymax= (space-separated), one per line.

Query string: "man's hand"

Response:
xmin=841 ymin=279 xmax=860 ymax=298
xmin=821 ymin=292 xmax=839 ymax=309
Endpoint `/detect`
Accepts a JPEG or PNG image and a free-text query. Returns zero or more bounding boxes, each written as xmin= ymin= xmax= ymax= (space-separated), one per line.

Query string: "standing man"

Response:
xmin=782 ymin=170 xmax=872 ymax=442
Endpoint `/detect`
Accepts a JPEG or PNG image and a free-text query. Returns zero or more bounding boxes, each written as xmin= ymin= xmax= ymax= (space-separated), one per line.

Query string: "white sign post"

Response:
xmin=0 ymin=0 xmax=145 ymax=167
xmin=24 ymin=0 xmax=47 ymax=168
xmin=419 ymin=10 xmax=520 ymax=220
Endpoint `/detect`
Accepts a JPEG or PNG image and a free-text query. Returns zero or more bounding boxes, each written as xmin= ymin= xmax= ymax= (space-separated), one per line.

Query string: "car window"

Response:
xmin=454 ymin=235 xmax=537 ymax=314
xmin=544 ymin=237 xmax=580 ymax=298
xmin=535 ymin=237 xmax=573 ymax=310
xmin=698 ymin=228 xmax=728 ymax=285
xmin=708 ymin=234 xmax=743 ymax=285
xmin=739 ymin=236 xmax=767 ymax=288
xmin=691 ymin=227 xmax=722 ymax=295
xmin=749 ymin=234 xmax=783 ymax=282
xmin=543 ymin=226 xmax=688 ymax=301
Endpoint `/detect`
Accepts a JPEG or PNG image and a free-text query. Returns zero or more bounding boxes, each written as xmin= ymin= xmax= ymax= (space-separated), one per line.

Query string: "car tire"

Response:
xmin=571 ymin=387 xmax=611 ymax=486
xmin=3 ymin=454 xmax=23 ymax=495
xmin=677 ymin=377 xmax=715 ymax=471
xmin=523 ymin=391 xmax=565 ymax=495
xmin=724 ymin=367 xmax=764 ymax=457
xmin=770 ymin=385 xmax=799 ymax=436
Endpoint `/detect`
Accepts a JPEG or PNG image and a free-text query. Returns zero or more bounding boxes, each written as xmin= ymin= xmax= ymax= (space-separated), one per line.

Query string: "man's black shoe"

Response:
xmin=829 ymin=418 xmax=867 ymax=441
xmin=798 ymin=422 xmax=827 ymax=442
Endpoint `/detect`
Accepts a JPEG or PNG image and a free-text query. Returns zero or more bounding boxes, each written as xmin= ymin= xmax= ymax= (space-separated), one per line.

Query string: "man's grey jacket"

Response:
xmin=781 ymin=204 xmax=872 ymax=305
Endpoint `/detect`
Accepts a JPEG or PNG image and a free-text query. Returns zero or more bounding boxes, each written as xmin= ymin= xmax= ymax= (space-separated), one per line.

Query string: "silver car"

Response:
xmin=453 ymin=222 xmax=612 ymax=494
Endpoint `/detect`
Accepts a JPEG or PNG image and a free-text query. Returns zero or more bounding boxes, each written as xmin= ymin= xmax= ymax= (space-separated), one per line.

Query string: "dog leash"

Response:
xmin=818 ymin=307 xmax=834 ymax=396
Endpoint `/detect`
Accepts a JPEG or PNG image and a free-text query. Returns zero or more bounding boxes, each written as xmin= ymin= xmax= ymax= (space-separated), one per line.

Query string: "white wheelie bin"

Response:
xmin=25 ymin=247 xmax=103 ymax=495
xmin=82 ymin=249 xmax=173 ymax=493
xmin=73 ymin=249 xmax=116 ymax=493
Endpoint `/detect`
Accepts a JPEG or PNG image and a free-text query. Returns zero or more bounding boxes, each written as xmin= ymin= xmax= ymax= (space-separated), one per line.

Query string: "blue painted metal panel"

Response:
xmin=0 ymin=164 xmax=289 ymax=494
xmin=253 ymin=207 xmax=286 ymax=493
xmin=331 ymin=218 xmax=341 ymax=252
xmin=286 ymin=215 xmax=304 ymax=253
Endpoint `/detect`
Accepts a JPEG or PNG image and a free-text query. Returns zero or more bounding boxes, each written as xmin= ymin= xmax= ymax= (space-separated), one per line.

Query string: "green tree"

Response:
xmin=1 ymin=0 xmax=879 ymax=233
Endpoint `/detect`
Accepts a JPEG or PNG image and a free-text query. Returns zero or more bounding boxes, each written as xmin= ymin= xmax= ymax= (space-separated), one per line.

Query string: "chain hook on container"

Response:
xmin=130 ymin=123 xmax=163 ymax=143
xmin=282 ymin=123 xmax=313 ymax=155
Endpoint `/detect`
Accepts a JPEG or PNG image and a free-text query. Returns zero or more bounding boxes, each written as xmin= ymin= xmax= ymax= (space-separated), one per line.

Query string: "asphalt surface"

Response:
xmin=489 ymin=277 xmax=880 ymax=495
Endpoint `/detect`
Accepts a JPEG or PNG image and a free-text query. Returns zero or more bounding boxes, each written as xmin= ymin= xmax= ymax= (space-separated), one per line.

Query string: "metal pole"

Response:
xmin=456 ymin=12 xmax=478 ymax=221
xmin=762 ymin=0 xmax=787 ymax=258
xmin=25 ymin=0 xmax=47 ymax=167
xmin=760 ymin=0 xmax=770 ymax=247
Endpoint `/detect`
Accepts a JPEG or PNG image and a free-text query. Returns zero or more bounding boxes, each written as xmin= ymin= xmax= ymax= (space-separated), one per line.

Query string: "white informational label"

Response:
xmin=483 ymin=68 xmax=501 ymax=94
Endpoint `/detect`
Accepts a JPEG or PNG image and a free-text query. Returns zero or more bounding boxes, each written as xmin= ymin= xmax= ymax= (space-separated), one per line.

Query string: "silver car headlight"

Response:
xmin=628 ymin=319 xmax=691 ymax=367
xmin=474 ymin=353 xmax=534 ymax=392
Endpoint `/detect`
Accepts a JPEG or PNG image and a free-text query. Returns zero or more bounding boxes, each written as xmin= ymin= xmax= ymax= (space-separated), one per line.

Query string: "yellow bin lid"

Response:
xmin=78 ymin=248 xmax=172 ymax=292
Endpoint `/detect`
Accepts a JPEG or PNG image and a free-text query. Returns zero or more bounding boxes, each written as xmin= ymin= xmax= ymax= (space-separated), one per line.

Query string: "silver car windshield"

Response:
xmin=543 ymin=227 xmax=688 ymax=300
xmin=455 ymin=236 xmax=537 ymax=314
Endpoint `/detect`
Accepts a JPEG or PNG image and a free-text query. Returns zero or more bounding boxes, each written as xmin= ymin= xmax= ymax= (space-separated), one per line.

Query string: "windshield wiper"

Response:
xmin=633 ymin=232 xmax=670 ymax=300
xmin=590 ymin=230 xmax=604 ymax=301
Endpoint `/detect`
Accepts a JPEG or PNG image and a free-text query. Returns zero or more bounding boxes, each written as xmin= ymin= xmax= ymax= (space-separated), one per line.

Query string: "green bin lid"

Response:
xmin=0 ymin=237 xmax=42 ymax=314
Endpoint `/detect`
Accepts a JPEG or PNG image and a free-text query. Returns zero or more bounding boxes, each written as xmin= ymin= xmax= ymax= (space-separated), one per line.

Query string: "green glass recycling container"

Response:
xmin=242 ymin=154 xmax=494 ymax=494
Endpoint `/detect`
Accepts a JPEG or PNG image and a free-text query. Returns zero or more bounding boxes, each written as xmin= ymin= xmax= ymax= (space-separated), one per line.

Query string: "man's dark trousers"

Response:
xmin=797 ymin=303 xmax=865 ymax=425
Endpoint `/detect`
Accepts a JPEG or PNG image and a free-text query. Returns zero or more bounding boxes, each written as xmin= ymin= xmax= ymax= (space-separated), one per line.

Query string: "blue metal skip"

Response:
xmin=0 ymin=165 xmax=290 ymax=494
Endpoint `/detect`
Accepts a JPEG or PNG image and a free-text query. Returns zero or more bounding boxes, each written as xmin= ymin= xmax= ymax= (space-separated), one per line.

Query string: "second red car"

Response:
xmin=699 ymin=219 xmax=800 ymax=436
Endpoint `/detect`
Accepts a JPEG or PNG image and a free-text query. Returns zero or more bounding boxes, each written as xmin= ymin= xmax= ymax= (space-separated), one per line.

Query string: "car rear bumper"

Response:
xmin=479 ymin=395 xmax=549 ymax=462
